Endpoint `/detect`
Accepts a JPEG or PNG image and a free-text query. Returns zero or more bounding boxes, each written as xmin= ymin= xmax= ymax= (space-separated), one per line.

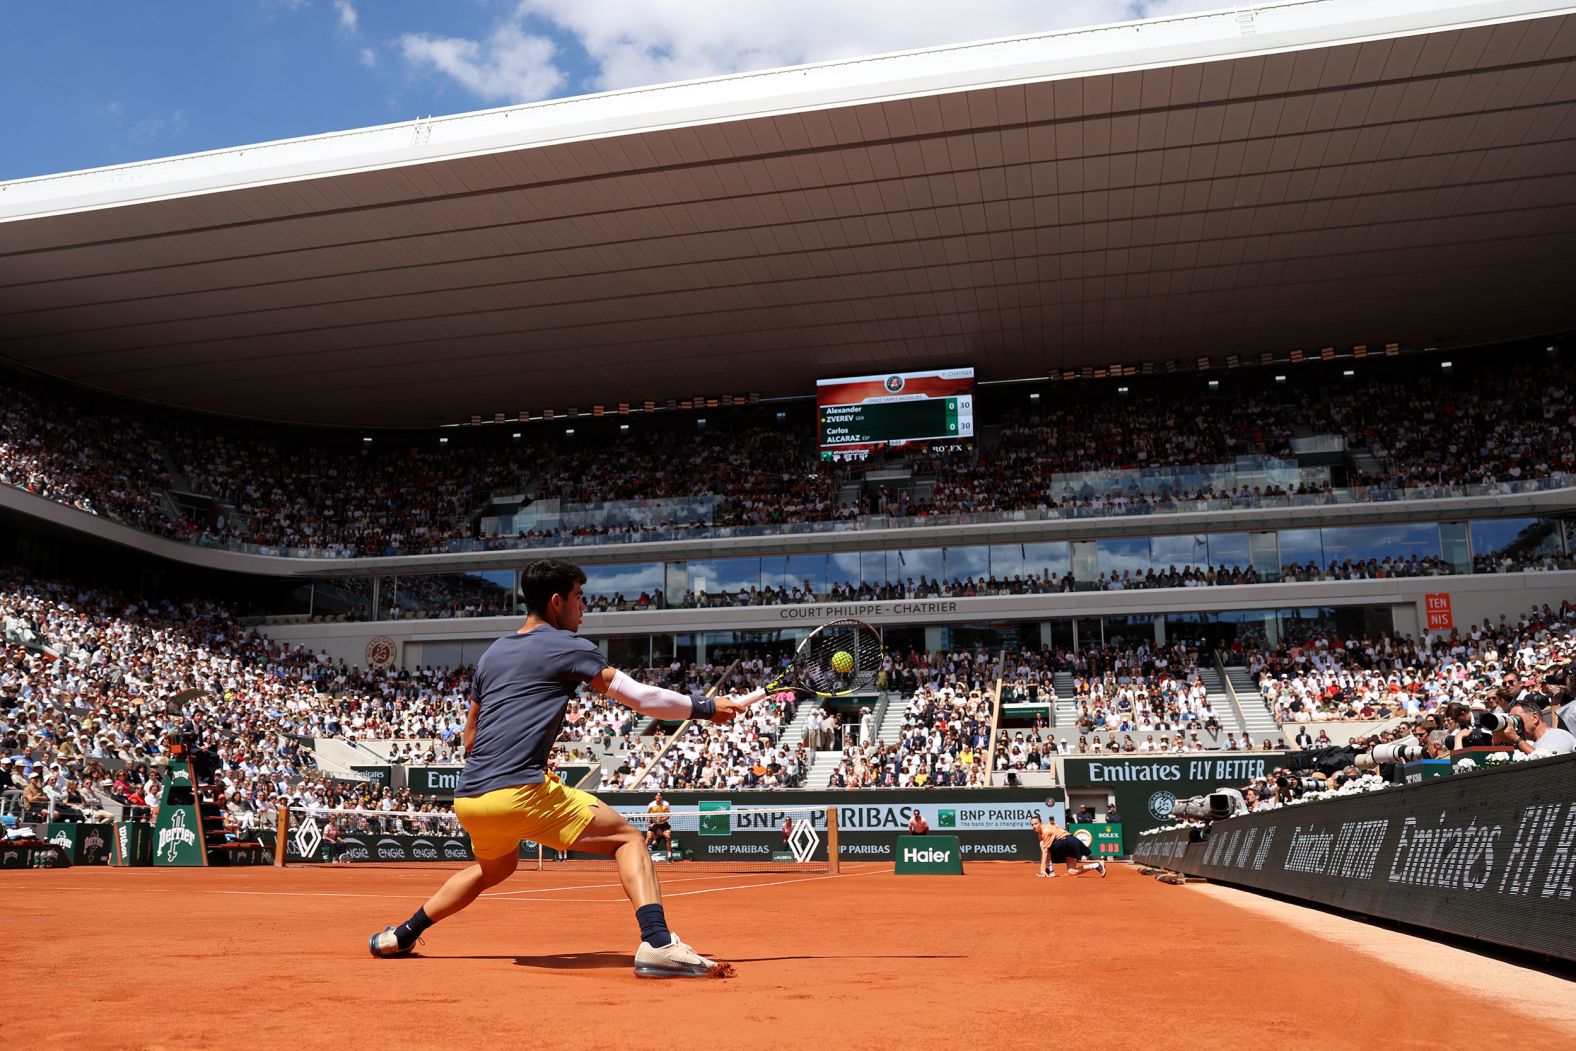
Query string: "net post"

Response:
xmin=826 ymin=804 xmax=839 ymax=875
xmin=537 ymin=840 xmax=544 ymax=872
xmin=274 ymin=805 xmax=289 ymax=867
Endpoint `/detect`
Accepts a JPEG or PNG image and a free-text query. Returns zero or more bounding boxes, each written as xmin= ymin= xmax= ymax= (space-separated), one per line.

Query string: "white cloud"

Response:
xmin=513 ymin=0 xmax=1221 ymax=91
xmin=396 ymin=1 xmax=1219 ymax=104
xmin=129 ymin=108 xmax=190 ymax=142
xmin=400 ymin=23 xmax=564 ymax=103
xmin=359 ymin=46 xmax=376 ymax=67
xmin=333 ymin=0 xmax=359 ymax=32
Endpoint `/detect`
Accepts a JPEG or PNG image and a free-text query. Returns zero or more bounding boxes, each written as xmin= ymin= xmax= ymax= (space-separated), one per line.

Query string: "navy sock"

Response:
xmin=636 ymin=903 xmax=672 ymax=948
xmin=395 ymin=907 xmax=435 ymax=949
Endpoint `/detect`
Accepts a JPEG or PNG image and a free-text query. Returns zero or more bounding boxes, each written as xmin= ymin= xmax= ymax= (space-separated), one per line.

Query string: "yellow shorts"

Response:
xmin=453 ymin=773 xmax=601 ymax=860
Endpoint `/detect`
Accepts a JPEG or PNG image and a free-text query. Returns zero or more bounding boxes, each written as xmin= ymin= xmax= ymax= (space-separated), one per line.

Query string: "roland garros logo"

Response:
xmin=1148 ymin=791 xmax=1178 ymax=822
xmin=365 ymin=636 xmax=397 ymax=669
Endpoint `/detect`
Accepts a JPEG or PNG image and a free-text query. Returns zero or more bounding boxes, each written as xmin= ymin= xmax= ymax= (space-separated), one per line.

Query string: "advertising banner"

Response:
xmin=407 ymin=766 xmax=463 ymax=797
xmin=894 ymin=834 xmax=964 ymax=874
xmin=1132 ymin=754 xmax=1576 ymax=962
xmin=260 ymin=829 xmax=476 ymax=865
xmin=1063 ymin=755 xmax=1282 ymax=836
xmin=351 ymin=766 xmax=393 ymax=789
xmin=0 ymin=842 xmax=71 ymax=869
xmin=601 ymin=789 xmax=1063 ymax=863
xmin=113 ymin=822 xmax=153 ymax=866
xmin=45 ymin=822 xmax=113 ymax=865
xmin=151 ymin=806 xmax=205 ymax=866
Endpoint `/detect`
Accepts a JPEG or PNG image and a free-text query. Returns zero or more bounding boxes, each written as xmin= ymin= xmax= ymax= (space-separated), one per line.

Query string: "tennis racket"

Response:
xmin=737 ymin=618 xmax=884 ymax=704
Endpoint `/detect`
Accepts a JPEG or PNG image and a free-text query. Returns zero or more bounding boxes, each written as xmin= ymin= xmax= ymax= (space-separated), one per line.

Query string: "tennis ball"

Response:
xmin=831 ymin=650 xmax=854 ymax=674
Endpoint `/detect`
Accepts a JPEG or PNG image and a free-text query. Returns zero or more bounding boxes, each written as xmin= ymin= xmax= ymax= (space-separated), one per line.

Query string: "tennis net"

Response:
xmin=272 ymin=803 xmax=840 ymax=873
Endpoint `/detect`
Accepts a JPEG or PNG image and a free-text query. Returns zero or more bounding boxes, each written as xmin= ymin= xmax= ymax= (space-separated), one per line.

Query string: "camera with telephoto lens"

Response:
xmin=1353 ymin=741 xmax=1424 ymax=771
xmin=1171 ymin=790 xmax=1246 ymax=822
xmin=1275 ymin=773 xmax=1325 ymax=796
xmin=1475 ymin=711 xmax=1524 ymax=735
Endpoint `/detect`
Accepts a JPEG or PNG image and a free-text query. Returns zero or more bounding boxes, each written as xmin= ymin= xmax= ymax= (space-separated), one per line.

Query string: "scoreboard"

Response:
xmin=817 ymin=368 xmax=974 ymax=459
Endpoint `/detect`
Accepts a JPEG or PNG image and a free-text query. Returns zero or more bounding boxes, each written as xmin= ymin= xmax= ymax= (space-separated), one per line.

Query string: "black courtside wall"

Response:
xmin=1132 ymin=753 xmax=1576 ymax=962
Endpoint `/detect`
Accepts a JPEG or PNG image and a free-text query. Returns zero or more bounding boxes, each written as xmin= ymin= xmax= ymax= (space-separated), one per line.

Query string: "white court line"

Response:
xmin=487 ymin=865 xmax=887 ymax=903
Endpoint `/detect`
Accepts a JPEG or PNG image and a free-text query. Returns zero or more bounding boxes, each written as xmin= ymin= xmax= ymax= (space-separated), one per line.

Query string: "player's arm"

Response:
xmin=588 ymin=667 xmax=747 ymax=723
xmin=461 ymin=698 xmax=480 ymax=757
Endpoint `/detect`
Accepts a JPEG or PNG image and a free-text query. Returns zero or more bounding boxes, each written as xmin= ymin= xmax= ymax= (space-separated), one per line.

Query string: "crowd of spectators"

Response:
xmin=1252 ymin=601 xmax=1576 ymax=724
xmin=0 ymin=565 xmax=673 ymax=830
xmin=637 ymin=690 xmax=807 ymax=790
xmin=826 ymin=650 xmax=995 ymax=789
xmin=1066 ymin=642 xmax=1218 ymax=731
xmin=0 ymin=383 xmax=177 ymax=532
xmin=5 ymin=358 xmax=1575 ymax=560
xmin=580 ymin=553 xmax=1555 ymax=617
xmin=0 ymin=567 xmax=338 ymax=830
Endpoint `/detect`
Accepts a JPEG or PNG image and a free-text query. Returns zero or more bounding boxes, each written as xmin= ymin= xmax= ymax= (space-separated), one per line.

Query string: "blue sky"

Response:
xmin=1 ymin=0 xmax=1210 ymax=181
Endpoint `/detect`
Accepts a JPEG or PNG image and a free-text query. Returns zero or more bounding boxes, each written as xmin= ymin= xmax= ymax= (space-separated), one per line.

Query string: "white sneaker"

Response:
xmin=1096 ymin=860 xmax=1108 ymax=878
xmin=634 ymin=934 xmax=719 ymax=978
xmin=367 ymin=926 xmax=415 ymax=958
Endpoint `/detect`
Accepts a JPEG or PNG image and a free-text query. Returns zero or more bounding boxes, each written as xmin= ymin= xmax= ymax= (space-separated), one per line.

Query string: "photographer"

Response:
xmin=1492 ymin=701 xmax=1576 ymax=758
xmin=1444 ymin=702 xmax=1492 ymax=750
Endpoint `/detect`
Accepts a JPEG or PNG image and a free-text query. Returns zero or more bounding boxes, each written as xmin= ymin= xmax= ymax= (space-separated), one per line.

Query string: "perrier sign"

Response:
xmin=152 ymin=761 xmax=206 ymax=867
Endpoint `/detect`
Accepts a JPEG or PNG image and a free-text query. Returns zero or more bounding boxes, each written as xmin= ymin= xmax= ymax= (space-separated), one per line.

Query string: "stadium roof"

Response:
xmin=3 ymin=0 xmax=1576 ymax=428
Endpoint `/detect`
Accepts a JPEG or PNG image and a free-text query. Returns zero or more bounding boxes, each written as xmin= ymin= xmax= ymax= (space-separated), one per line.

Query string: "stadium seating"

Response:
xmin=4 ymin=354 xmax=1574 ymax=559
xmin=5 ymin=559 xmax=1572 ymax=828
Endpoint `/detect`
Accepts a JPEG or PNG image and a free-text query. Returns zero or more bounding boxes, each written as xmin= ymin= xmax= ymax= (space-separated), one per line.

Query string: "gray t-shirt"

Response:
xmin=1530 ymin=725 xmax=1576 ymax=757
xmin=456 ymin=627 xmax=607 ymax=797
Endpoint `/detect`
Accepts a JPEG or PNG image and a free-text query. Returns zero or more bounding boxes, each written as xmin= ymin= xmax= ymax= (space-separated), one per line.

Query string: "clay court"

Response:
xmin=11 ymin=861 xmax=1573 ymax=1050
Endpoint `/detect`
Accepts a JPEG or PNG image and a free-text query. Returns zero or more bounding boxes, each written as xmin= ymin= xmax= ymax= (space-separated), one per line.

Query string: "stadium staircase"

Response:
xmin=801 ymin=693 xmax=899 ymax=789
xmin=1222 ymin=664 xmax=1281 ymax=747
xmin=777 ymin=702 xmax=816 ymax=749
xmin=804 ymin=750 xmax=841 ymax=789
xmin=874 ymin=697 xmax=908 ymax=747
xmin=1051 ymin=672 xmax=1080 ymax=728
xmin=1195 ymin=666 xmax=1248 ymax=743
xmin=1350 ymin=447 xmax=1388 ymax=481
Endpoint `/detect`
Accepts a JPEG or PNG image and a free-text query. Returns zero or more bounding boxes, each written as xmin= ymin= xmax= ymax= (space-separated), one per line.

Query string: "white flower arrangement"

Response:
xmin=1139 ymin=822 xmax=1195 ymax=836
xmin=1282 ymin=772 xmax=1390 ymax=806
xmin=1454 ymin=757 xmax=1478 ymax=772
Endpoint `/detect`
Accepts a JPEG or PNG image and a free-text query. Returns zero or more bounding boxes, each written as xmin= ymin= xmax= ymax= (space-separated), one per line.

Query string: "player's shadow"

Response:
xmin=512 ymin=952 xmax=631 ymax=969
xmin=496 ymin=952 xmax=964 ymax=969
xmin=728 ymin=955 xmax=964 ymax=963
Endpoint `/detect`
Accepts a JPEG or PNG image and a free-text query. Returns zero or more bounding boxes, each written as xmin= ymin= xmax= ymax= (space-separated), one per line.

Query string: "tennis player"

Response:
xmin=1031 ymin=814 xmax=1106 ymax=878
xmin=369 ymin=559 xmax=753 ymax=977
xmin=646 ymin=791 xmax=673 ymax=854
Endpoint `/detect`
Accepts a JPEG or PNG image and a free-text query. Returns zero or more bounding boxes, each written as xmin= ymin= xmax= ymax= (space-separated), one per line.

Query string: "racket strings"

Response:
xmin=800 ymin=621 xmax=882 ymax=695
